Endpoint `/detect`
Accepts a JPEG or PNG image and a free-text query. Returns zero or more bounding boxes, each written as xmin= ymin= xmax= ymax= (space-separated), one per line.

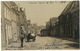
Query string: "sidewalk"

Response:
xmin=52 ymin=36 xmax=79 ymax=43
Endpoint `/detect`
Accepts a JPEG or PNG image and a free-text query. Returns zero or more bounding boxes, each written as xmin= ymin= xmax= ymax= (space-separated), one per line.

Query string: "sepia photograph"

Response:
xmin=1 ymin=1 xmax=79 ymax=50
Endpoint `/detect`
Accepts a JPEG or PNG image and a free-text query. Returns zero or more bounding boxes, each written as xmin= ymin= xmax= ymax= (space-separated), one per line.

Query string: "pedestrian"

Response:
xmin=20 ymin=30 xmax=25 ymax=47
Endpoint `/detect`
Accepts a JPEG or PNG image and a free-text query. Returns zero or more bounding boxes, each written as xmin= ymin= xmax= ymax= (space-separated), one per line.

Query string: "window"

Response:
xmin=8 ymin=10 xmax=11 ymax=21
xmin=6 ymin=8 xmax=8 ymax=20
xmin=4 ymin=7 xmax=6 ymax=18
xmin=13 ymin=13 xmax=17 ymax=21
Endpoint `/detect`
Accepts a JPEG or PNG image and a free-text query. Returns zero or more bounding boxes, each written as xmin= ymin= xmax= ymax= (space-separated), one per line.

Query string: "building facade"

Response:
xmin=58 ymin=1 xmax=79 ymax=39
xmin=1 ymin=2 xmax=12 ymax=48
xmin=46 ymin=22 xmax=51 ymax=36
xmin=46 ymin=1 xmax=79 ymax=39
xmin=40 ymin=29 xmax=47 ymax=36
xmin=1 ymin=1 xmax=28 ymax=49
xmin=49 ymin=17 xmax=58 ymax=36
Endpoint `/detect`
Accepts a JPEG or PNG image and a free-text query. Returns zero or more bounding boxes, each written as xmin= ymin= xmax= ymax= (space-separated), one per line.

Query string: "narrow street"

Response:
xmin=6 ymin=36 xmax=79 ymax=50
xmin=1 ymin=1 xmax=79 ymax=50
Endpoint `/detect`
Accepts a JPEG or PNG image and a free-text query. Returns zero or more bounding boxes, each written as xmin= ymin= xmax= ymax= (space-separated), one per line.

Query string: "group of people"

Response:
xmin=20 ymin=27 xmax=36 ymax=47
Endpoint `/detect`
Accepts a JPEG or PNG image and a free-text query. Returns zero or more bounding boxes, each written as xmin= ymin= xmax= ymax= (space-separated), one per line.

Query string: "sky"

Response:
xmin=15 ymin=1 xmax=70 ymax=26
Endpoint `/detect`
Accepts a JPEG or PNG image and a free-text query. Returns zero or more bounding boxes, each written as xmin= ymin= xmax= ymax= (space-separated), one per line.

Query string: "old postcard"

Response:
xmin=1 ymin=0 xmax=79 ymax=50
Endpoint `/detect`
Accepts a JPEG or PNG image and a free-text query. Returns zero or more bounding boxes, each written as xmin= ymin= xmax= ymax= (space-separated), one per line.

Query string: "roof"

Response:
xmin=60 ymin=2 xmax=73 ymax=16
xmin=50 ymin=17 xmax=58 ymax=23
xmin=59 ymin=1 xmax=79 ymax=16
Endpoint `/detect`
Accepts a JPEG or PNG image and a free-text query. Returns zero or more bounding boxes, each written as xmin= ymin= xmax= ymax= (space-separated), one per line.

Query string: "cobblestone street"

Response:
xmin=6 ymin=36 xmax=79 ymax=50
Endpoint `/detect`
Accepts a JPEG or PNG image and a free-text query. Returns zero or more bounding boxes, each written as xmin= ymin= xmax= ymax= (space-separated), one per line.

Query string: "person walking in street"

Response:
xmin=20 ymin=33 xmax=24 ymax=47
xmin=20 ymin=29 xmax=25 ymax=47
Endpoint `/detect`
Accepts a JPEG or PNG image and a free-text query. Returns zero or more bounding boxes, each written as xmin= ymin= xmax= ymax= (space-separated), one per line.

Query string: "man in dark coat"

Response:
xmin=20 ymin=33 xmax=24 ymax=47
xmin=20 ymin=30 xmax=25 ymax=47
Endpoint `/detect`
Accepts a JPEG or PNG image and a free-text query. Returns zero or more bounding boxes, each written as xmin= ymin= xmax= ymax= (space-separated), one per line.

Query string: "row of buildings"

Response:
xmin=1 ymin=1 xmax=27 ymax=49
xmin=1 ymin=1 xmax=41 ymax=49
xmin=41 ymin=1 xmax=79 ymax=39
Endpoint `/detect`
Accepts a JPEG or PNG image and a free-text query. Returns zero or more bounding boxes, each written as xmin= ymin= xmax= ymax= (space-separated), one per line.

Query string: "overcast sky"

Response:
xmin=15 ymin=1 xmax=70 ymax=26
